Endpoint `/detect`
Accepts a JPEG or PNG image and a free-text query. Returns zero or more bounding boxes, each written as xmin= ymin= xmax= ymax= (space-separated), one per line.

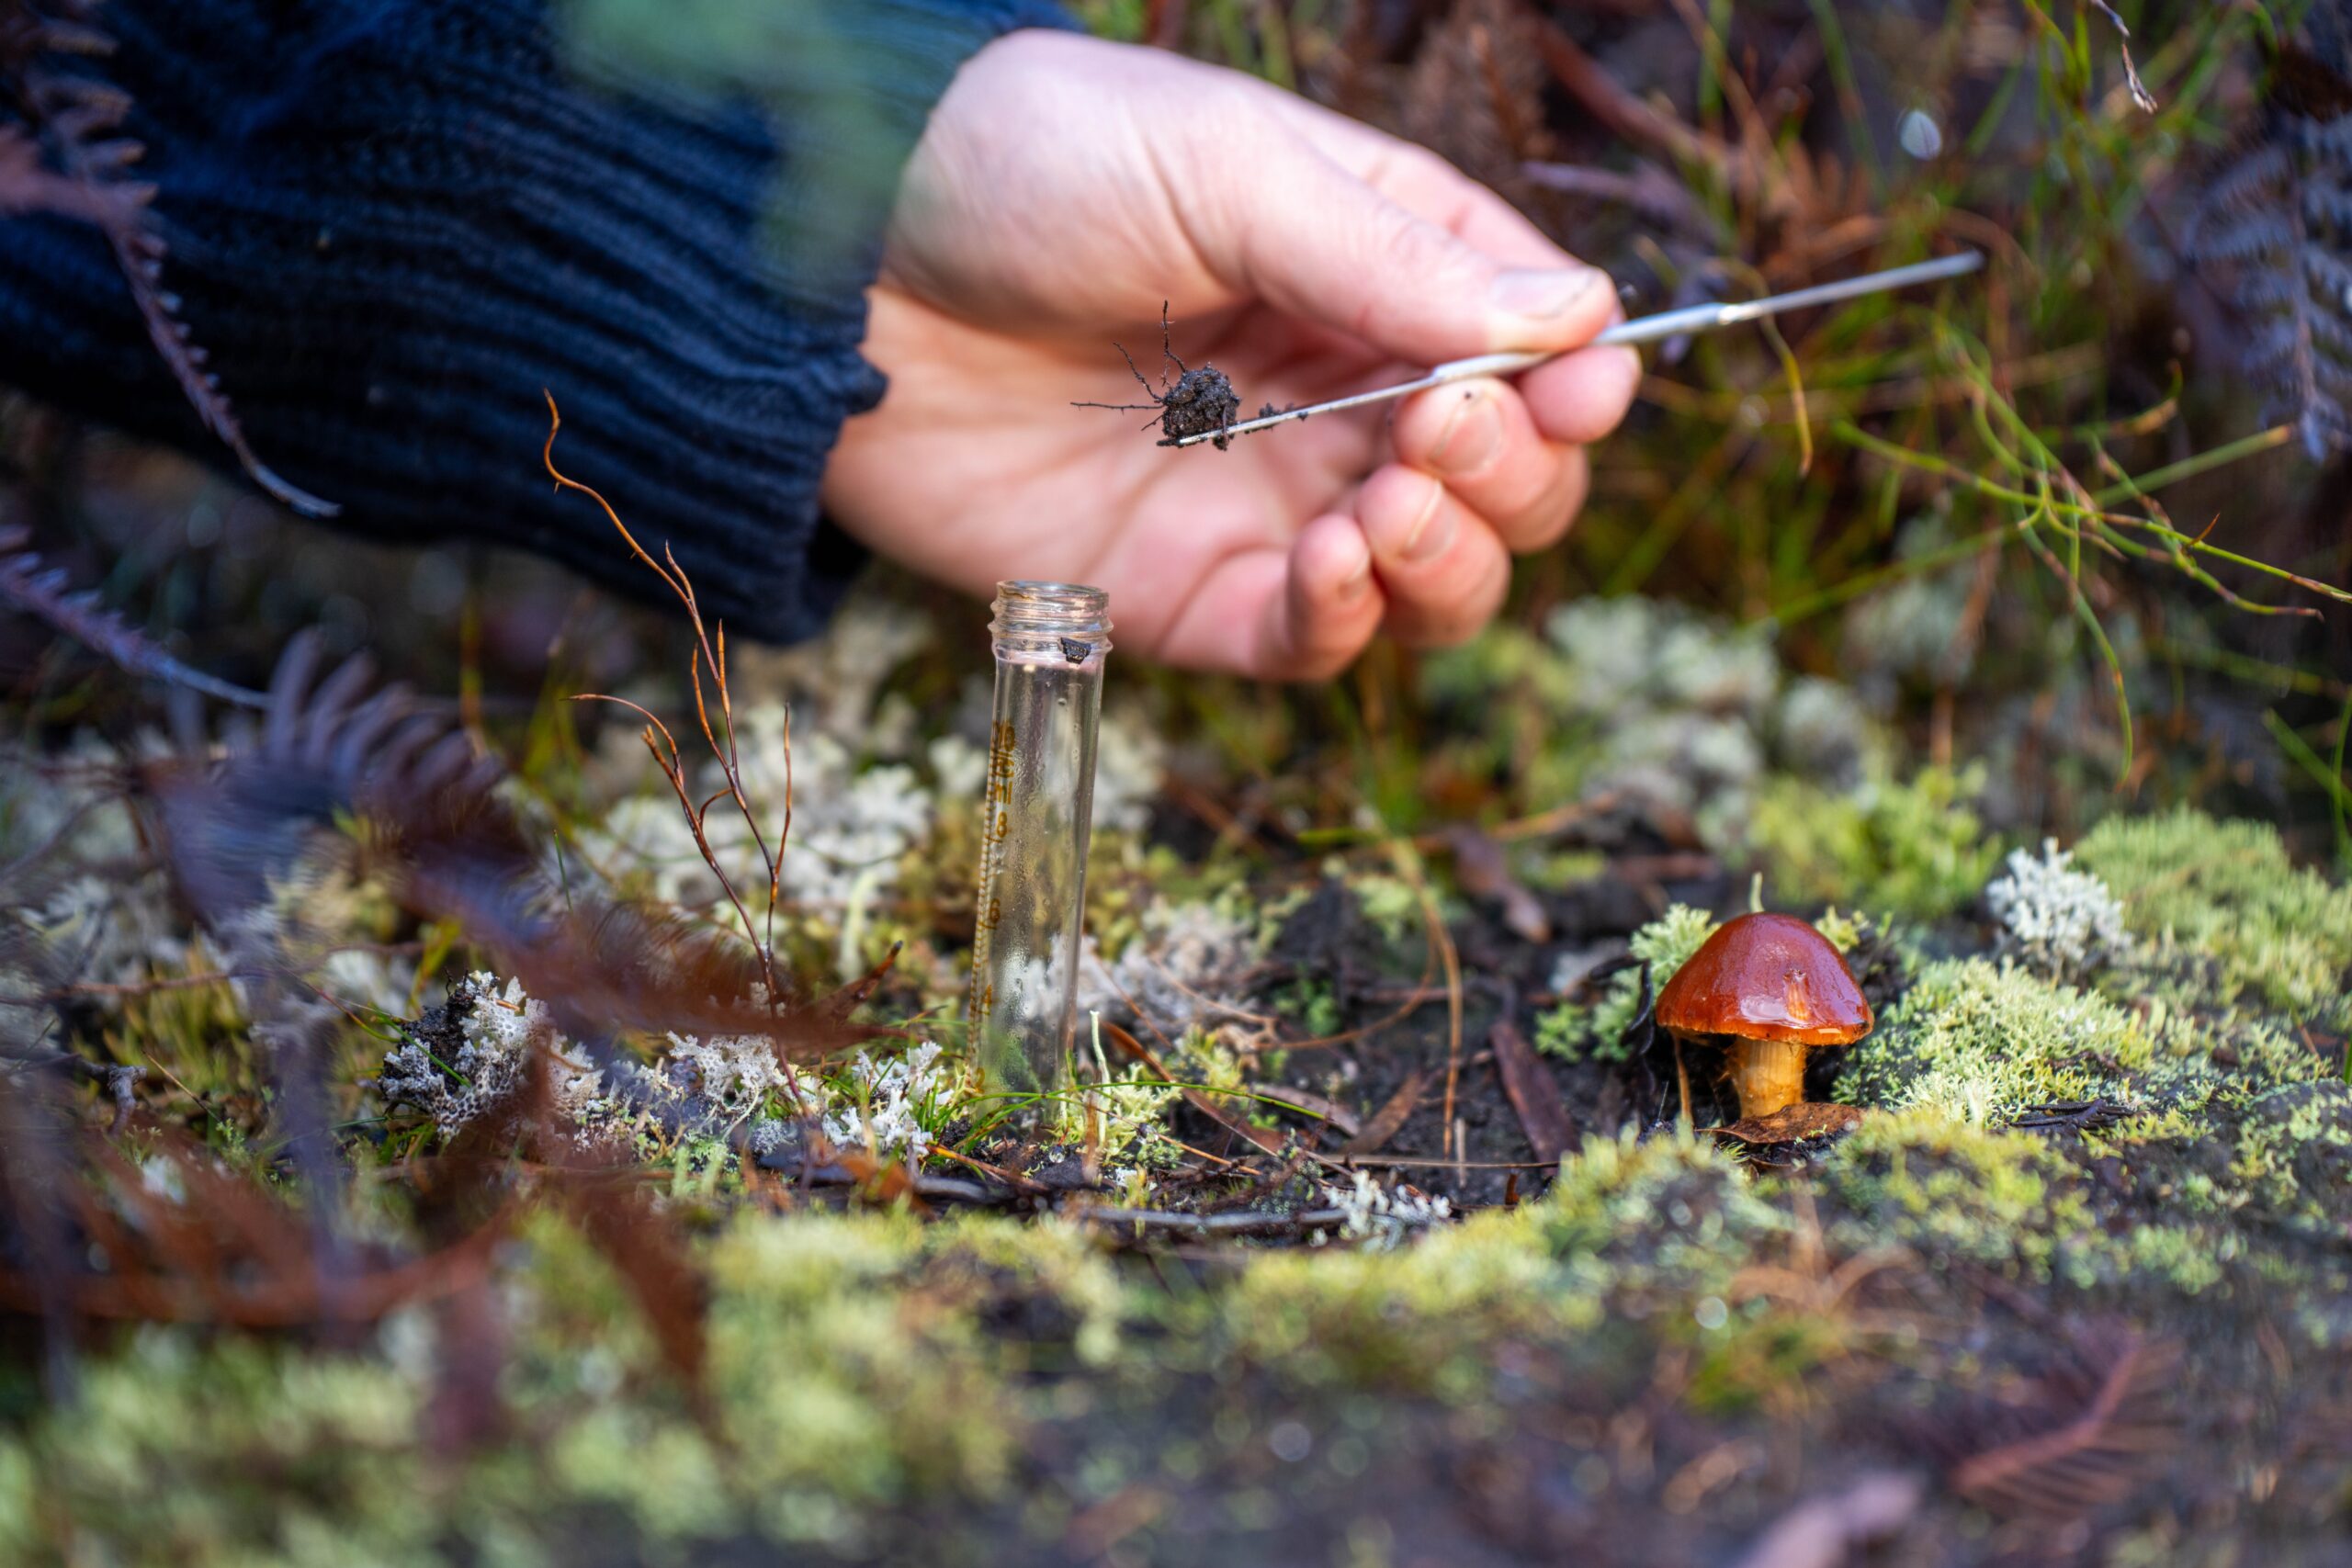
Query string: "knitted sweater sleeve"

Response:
xmin=0 ymin=0 xmax=1070 ymax=642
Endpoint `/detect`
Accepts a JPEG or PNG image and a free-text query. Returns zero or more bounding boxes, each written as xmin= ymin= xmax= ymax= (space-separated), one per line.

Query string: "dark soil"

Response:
xmin=1072 ymin=306 xmax=1245 ymax=449
xmin=1228 ymin=828 xmax=1739 ymax=1213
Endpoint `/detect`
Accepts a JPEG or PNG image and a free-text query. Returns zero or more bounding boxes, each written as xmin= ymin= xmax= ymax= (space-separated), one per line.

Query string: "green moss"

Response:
xmin=2074 ymin=809 xmax=2352 ymax=1021
xmin=1534 ymin=1133 xmax=1821 ymax=1417
xmin=2119 ymin=1224 xmax=2231 ymax=1295
xmin=923 ymin=1213 xmax=1131 ymax=1369
xmin=1536 ymin=904 xmax=1717 ymax=1064
xmin=1521 ymin=847 xmax=1609 ymax=892
xmin=1812 ymin=906 xmax=1872 ymax=953
xmin=11 ymin=1062 xmax=2345 ymax=1566
xmin=1533 ymin=1128 xmax=1787 ymax=1293
xmin=1419 ymin=625 xmax=1579 ymax=713
xmin=1744 ymin=764 xmax=2001 ymax=920
xmin=1217 ymin=1132 xmax=1785 ymax=1401
xmin=703 ymin=1211 xmax=1019 ymax=1519
xmin=0 ymin=1333 xmax=432 ymax=1567
xmin=1218 ymin=1210 xmax=1562 ymax=1398
xmin=1271 ymin=974 xmax=1341 ymax=1038
xmin=531 ymin=1207 xmax=1145 ymax=1550
xmin=1809 ymin=1111 xmax=2100 ymax=1281
xmin=0 ymin=1207 xmax=1169 ymax=1565
xmin=1683 ymin=1308 xmax=1851 ymax=1416
xmin=1837 ymin=958 xmax=2144 ymax=1123
xmin=2223 ymin=1082 xmax=2352 ymax=1232
xmin=2138 ymin=1000 xmax=2332 ymax=1098
xmin=550 ymin=1407 xmax=732 ymax=1542
xmin=1347 ymin=873 xmax=1424 ymax=948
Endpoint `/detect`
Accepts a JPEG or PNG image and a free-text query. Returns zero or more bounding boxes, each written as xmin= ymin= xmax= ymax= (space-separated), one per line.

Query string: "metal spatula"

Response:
xmin=1164 ymin=250 xmax=1985 ymax=449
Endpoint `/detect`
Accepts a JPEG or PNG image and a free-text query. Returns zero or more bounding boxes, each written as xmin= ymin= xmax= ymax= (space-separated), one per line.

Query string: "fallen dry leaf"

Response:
xmin=1341 ymin=1068 xmax=1426 ymax=1156
xmin=1490 ymin=1019 xmax=1575 ymax=1163
xmin=1715 ymin=1103 xmax=1867 ymax=1145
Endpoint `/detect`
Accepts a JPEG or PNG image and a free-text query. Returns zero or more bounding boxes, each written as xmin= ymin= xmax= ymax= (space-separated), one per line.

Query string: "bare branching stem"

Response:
xmin=543 ymin=394 xmax=793 ymax=1018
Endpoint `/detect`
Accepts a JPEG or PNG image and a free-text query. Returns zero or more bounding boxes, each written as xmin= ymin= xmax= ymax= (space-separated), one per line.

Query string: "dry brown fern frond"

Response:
xmin=0 ymin=0 xmax=334 ymax=514
xmin=0 ymin=522 xmax=267 ymax=705
xmin=0 ymin=1118 xmax=504 ymax=1332
xmin=1398 ymin=0 xmax=1554 ymax=204
xmin=141 ymin=628 xmax=879 ymax=1063
xmin=1944 ymin=1329 xmax=2185 ymax=1522
xmin=2180 ymin=13 xmax=2352 ymax=457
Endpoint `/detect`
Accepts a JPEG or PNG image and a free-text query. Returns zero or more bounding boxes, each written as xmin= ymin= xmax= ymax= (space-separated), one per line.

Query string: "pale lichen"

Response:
xmin=582 ymin=716 xmax=944 ymax=936
xmin=817 ymin=1041 xmax=956 ymax=1163
xmin=663 ymin=1026 xmax=799 ymax=1135
xmin=374 ymin=972 xmax=582 ymax=1140
xmin=1073 ymin=897 xmax=1258 ymax=1037
xmin=1421 ymin=597 xmax=1883 ymax=854
xmin=1090 ymin=700 xmax=1170 ymax=833
xmin=1315 ymin=1170 xmax=1453 ymax=1249
xmin=1984 ymin=837 xmax=2132 ymax=979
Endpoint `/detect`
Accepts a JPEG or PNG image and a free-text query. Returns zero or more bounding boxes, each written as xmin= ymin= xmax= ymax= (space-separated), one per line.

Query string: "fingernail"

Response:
xmin=1337 ymin=553 xmax=1373 ymax=604
xmin=1432 ymin=388 xmax=1502 ymax=475
xmin=1400 ymin=482 xmax=1455 ymax=563
xmin=1488 ymin=265 xmax=1606 ymax=323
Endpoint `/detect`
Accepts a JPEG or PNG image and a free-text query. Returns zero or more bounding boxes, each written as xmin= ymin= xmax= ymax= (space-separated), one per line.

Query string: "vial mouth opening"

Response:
xmin=992 ymin=581 xmax=1112 ymax=652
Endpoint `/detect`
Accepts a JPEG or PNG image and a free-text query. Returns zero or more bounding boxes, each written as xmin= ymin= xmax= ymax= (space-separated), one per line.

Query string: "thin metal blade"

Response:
xmin=1165 ymin=250 xmax=1984 ymax=449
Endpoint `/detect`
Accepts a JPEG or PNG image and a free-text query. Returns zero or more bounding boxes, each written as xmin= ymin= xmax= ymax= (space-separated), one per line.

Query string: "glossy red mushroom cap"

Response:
xmin=1654 ymin=912 xmax=1873 ymax=1046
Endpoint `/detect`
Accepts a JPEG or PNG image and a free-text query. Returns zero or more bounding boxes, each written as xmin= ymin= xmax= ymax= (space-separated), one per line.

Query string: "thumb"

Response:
xmin=1203 ymin=137 xmax=1616 ymax=366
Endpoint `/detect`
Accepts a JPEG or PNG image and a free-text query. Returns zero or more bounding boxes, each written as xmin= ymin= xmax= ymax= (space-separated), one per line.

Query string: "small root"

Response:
xmin=1070 ymin=303 xmax=1243 ymax=449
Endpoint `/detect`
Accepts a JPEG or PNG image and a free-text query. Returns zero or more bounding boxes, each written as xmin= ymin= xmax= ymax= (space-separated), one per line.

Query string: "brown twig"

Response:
xmin=544 ymin=395 xmax=792 ymax=1011
xmin=1066 ymin=1203 xmax=1348 ymax=1236
xmin=1387 ymin=839 xmax=1464 ymax=1160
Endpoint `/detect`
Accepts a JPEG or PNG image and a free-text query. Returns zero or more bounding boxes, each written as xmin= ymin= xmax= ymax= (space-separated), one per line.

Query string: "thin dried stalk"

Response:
xmin=543 ymin=394 xmax=791 ymax=1007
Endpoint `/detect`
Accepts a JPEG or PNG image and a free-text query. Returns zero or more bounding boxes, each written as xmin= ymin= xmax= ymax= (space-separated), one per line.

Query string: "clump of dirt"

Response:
xmin=1072 ymin=304 xmax=1244 ymax=449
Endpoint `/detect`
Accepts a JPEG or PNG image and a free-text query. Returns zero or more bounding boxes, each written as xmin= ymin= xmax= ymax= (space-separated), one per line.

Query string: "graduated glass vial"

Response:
xmin=967 ymin=581 xmax=1111 ymax=1100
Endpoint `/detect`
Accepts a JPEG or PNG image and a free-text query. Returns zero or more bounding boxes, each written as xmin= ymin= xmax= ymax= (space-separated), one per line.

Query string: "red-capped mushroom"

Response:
xmin=1654 ymin=912 xmax=1873 ymax=1139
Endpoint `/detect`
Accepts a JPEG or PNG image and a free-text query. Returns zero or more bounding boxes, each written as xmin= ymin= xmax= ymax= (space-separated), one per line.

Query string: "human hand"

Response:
xmin=820 ymin=29 xmax=1641 ymax=680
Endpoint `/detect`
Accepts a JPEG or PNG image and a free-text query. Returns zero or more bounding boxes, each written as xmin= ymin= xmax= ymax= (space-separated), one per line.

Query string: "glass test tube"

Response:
xmin=967 ymin=581 xmax=1112 ymax=1099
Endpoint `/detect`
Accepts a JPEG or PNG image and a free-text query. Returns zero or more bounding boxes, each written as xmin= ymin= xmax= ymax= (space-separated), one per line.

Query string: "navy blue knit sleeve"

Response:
xmin=0 ymin=0 xmax=1070 ymax=642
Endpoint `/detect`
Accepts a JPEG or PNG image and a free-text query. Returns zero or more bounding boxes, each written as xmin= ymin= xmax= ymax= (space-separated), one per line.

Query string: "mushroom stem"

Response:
xmin=1726 ymin=1036 xmax=1809 ymax=1121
